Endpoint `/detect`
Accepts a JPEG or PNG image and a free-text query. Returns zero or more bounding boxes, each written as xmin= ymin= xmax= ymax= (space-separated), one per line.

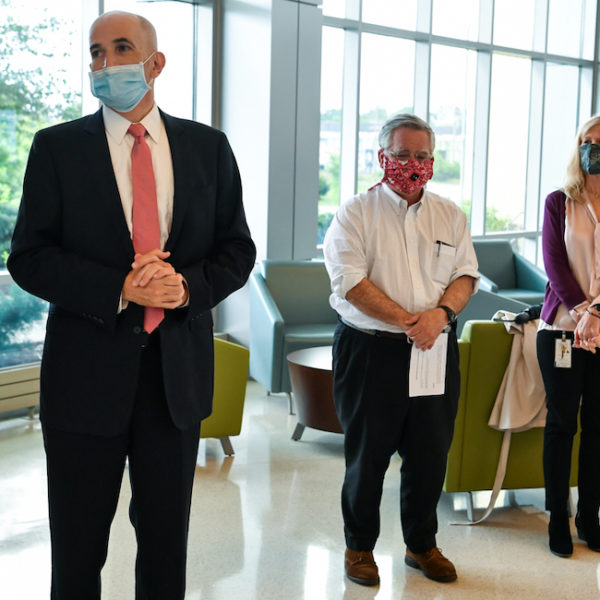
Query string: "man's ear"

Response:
xmin=377 ymin=148 xmax=385 ymax=169
xmin=149 ymin=52 xmax=166 ymax=80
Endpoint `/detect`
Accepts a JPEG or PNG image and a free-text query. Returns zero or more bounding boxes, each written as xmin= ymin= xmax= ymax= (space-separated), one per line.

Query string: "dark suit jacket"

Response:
xmin=8 ymin=108 xmax=256 ymax=436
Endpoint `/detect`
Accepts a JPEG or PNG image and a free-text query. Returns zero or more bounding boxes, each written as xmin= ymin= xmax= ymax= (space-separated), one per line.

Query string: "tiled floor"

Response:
xmin=1 ymin=381 xmax=599 ymax=599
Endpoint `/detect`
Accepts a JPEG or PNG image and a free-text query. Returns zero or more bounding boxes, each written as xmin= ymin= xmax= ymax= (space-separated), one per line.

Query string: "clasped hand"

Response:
xmin=122 ymin=249 xmax=188 ymax=309
xmin=574 ymin=311 xmax=600 ymax=353
xmin=404 ymin=308 xmax=448 ymax=350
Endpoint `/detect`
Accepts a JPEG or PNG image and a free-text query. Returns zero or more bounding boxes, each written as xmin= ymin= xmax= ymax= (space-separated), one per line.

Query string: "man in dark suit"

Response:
xmin=7 ymin=10 xmax=255 ymax=600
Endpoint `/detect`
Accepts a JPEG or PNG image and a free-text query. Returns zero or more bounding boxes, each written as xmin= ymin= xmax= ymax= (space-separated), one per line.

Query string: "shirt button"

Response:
xmin=133 ymin=326 xmax=142 ymax=334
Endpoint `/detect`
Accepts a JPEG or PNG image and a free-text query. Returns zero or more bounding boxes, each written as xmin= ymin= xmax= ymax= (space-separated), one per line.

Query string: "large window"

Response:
xmin=0 ymin=0 xmax=84 ymax=367
xmin=432 ymin=0 xmax=479 ymax=41
xmin=318 ymin=26 xmax=344 ymax=243
xmin=486 ymin=53 xmax=531 ymax=233
xmin=0 ymin=0 xmax=215 ymax=369
xmin=318 ymin=0 xmax=598 ymax=256
xmin=428 ymin=45 xmax=476 ymax=215
xmin=358 ymin=34 xmax=415 ymax=193
xmin=362 ymin=0 xmax=418 ymax=30
xmin=102 ymin=0 xmax=213 ymax=122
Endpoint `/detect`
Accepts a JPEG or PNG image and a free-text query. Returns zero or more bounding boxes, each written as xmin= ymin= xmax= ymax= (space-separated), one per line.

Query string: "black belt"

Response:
xmin=340 ymin=317 xmax=410 ymax=341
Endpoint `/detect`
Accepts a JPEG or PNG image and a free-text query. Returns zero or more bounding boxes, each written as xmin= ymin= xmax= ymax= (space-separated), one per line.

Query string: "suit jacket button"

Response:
xmin=133 ymin=326 xmax=142 ymax=334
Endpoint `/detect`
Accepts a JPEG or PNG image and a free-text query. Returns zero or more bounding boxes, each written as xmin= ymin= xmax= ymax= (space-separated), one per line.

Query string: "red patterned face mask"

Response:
xmin=375 ymin=154 xmax=434 ymax=196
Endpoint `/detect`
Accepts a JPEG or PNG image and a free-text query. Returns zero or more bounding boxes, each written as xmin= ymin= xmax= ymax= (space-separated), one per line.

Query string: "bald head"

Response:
xmin=88 ymin=10 xmax=166 ymax=120
xmin=90 ymin=11 xmax=157 ymax=56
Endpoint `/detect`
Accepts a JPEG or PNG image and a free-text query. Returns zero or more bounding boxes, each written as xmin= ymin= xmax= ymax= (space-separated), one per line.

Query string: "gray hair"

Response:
xmin=378 ymin=113 xmax=435 ymax=152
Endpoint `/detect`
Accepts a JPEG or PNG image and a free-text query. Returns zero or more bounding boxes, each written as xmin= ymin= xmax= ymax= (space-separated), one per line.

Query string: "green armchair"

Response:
xmin=473 ymin=239 xmax=547 ymax=305
xmin=444 ymin=321 xmax=579 ymax=516
xmin=457 ymin=288 xmax=528 ymax=337
xmin=200 ymin=338 xmax=249 ymax=456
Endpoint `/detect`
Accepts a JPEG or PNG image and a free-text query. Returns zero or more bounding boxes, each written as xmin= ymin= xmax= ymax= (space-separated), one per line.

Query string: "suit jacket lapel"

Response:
xmin=161 ymin=111 xmax=191 ymax=252
xmin=82 ymin=110 xmax=134 ymax=257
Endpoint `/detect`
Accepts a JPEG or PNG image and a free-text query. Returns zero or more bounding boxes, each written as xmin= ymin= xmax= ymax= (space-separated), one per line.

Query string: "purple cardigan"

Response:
xmin=540 ymin=189 xmax=587 ymax=324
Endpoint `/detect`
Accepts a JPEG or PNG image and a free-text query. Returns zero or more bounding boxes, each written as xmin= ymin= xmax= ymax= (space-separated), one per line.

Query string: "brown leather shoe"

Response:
xmin=344 ymin=548 xmax=380 ymax=586
xmin=405 ymin=547 xmax=457 ymax=582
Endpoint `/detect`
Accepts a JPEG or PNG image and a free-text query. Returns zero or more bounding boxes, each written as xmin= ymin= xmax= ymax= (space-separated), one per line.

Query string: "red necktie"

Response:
xmin=128 ymin=123 xmax=164 ymax=333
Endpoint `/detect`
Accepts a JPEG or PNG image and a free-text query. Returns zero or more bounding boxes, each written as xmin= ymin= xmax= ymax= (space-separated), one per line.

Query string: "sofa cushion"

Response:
xmin=473 ymin=240 xmax=516 ymax=289
xmin=262 ymin=261 xmax=337 ymax=325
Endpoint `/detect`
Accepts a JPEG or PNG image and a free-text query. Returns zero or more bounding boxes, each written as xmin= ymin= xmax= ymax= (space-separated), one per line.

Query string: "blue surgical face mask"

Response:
xmin=579 ymin=143 xmax=600 ymax=175
xmin=89 ymin=53 xmax=154 ymax=112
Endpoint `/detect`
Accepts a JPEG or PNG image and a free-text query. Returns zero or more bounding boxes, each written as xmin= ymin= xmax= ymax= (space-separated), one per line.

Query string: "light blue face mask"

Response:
xmin=89 ymin=53 xmax=154 ymax=112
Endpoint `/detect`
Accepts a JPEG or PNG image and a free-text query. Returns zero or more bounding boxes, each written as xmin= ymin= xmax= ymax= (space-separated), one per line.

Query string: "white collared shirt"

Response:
xmin=102 ymin=103 xmax=174 ymax=250
xmin=323 ymin=183 xmax=479 ymax=333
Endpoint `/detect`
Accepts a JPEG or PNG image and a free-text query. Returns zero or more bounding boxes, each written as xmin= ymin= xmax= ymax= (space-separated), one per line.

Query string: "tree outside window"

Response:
xmin=0 ymin=0 xmax=82 ymax=367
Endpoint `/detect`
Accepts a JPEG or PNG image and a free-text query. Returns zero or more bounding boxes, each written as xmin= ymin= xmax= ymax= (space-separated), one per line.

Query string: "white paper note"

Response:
xmin=408 ymin=333 xmax=448 ymax=397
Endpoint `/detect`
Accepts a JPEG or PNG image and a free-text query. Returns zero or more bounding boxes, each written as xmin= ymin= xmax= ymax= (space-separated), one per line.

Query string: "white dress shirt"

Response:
xmin=102 ymin=103 xmax=174 ymax=250
xmin=102 ymin=104 xmax=176 ymax=312
xmin=323 ymin=183 xmax=479 ymax=333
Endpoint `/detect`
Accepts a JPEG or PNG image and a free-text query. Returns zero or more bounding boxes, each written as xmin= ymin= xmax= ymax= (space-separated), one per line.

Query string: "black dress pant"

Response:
xmin=332 ymin=321 xmax=460 ymax=554
xmin=43 ymin=334 xmax=201 ymax=600
xmin=537 ymin=329 xmax=600 ymax=518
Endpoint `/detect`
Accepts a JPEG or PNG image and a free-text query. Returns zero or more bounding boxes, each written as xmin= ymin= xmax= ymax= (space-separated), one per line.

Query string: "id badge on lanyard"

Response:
xmin=554 ymin=332 xmax=572 ymax=368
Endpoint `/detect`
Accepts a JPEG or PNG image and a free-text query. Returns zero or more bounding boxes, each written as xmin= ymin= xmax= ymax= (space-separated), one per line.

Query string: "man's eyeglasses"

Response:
xmin=386 ymin=149 xmax=433 ymax=163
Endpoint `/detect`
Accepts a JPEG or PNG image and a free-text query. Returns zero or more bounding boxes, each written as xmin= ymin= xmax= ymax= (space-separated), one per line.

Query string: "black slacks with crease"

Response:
xmin=332 ymin=321 xmax=460 ymax=554
xmin=537 ymin=329 xmax=600 ymax=518
xmin=43 ymin=333 xmax=201 ymax=600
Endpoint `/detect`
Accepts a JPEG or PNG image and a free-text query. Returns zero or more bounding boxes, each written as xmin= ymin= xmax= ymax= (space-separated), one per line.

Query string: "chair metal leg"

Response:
xmin=292 ymin=423 xmax=305 ymax=441
xmin=219 ymin=437 xmax=235 ymax=456
xmin=28 ymin=406 xmax=35 ymax=420
xmin=466 ymin=491 xmax=474 ymax=522
xmin=288 ymin=392 xmax=295 ymax=415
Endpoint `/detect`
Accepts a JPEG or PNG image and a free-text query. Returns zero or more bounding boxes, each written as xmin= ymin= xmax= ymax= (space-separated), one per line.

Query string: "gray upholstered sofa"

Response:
xmin=249 ymin=260 xmax=337 ymax=403
xmin=473 ymin=239 xmax=547 ymax=305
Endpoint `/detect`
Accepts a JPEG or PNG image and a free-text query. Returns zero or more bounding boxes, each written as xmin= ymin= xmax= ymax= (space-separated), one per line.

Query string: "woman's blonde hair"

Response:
xmin=564 ymin=114 xmax=600 ymax=202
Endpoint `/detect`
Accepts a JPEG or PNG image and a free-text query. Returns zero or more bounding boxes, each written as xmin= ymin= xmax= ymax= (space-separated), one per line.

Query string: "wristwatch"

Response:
xmin=437 ymin=304 xmax=457 ymax=326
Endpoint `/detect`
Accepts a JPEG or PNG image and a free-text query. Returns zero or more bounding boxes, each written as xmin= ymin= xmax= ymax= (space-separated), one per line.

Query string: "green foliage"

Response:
xmin=0 ymin=2 xmax=82 ymax=195
xmin=485 ymin=206 xmax=521 ymax=233
xmin=0 ymin=284 xmax=46 ymax=346
xmin=318 ymin=212 xmax=334 ymax=244
xmin=459 ymin=198 xmax=471 ymax=220
xmin=321 ymin=107 xmax=414 ymax=128
xmin=319 ymin=171 xmax=330 ymax=197
xmin=0 ymin=1 xmax=80 ymax=361
xmin=433 ymin=151 xmax=460 ymax=182
xmin=360 ymin=107 xmax=390 ymax=126
xmin=0 ymin=203 xmax=18 ymax=268
xmin=0 ymin=1 xmax=82 ymax=255
xmin=321 ymin=108 xmax=341 ymax=123
xmin=361 ymin=107 xmax=413 ymax=126
xmin=459 ymin=198 xmax=520 ymax=233
xmin=319 ymin=152 xmax=341 ymax=207
xmin=318 ymin=151 xmax=340 ymax=242
xmin=357 ymin=170 xmax=381 ymax=193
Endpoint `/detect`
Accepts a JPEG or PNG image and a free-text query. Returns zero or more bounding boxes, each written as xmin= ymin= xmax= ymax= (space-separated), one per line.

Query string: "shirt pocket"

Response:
xmin=432 ymin=241 xmax=456 ymax=284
